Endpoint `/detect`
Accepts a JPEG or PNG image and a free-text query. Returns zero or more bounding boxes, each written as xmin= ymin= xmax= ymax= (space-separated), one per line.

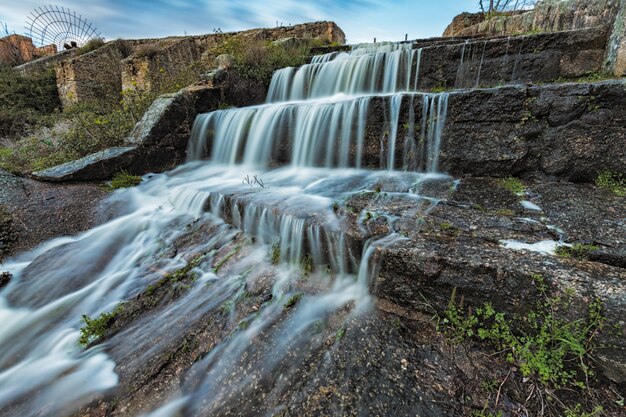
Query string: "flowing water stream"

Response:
xmin=0 ymin=42 xmax=450 ymax=416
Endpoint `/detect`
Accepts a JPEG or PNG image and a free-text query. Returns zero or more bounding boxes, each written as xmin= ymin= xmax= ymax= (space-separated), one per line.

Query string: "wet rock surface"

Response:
xmin=65 ymin=175 xmax=625 ymax=417
xmin=0 ymin=169 xmax=113 ymax=257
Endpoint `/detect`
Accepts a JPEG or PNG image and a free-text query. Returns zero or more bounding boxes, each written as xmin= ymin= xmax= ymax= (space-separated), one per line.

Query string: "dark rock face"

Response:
xmin=0 ymin=271 xmax=11 ymax=288
xmin=441 ymin=80 xmax=626 ymax=181
xmin=372 ymin=177 xmax=626 ymax=383
xmin=420 ymin=26 xmax=609 ymax=90
xmin=127 ymin=85 xmax=222 ymax=172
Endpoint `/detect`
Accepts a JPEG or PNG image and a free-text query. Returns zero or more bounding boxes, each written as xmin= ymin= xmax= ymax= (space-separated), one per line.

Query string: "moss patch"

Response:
xmin=108 ymin=171 xmax=142 ymax=190
xmin=595 ymin=170 xmax=625 ymax=197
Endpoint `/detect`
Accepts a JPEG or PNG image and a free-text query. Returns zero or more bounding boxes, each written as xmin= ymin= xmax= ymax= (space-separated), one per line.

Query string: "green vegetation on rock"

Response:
xmin=555 ymin=243 xmax=599 ymax=260
xmin=0 ymin=207 xmax=16 ymax=261
xmin=595 ymin=170 xmax=625 ymax=196
xmin=0 ymin=62 xmax=200 ymax=174
xmin=284 ymin=292 xmax=303 ymax=310
xmin=208 ymin=36 xmax=328 ymax=85
xmin=108 ymin=171 xmax=142 ymax=190
xmin=78 ymin=310 xmax=117 ymax=346
xmin=270 ymin=242 xmax=281 ymax=264
xmin=0 ymin=66 xmax=59 ymax=139
xmin=442 ymin=275 xmax=607 ymax=391
xmin=77 ymin=38 xmax=106 ymax=55
xmin=499 ymin=176 xmax=525 ymax=195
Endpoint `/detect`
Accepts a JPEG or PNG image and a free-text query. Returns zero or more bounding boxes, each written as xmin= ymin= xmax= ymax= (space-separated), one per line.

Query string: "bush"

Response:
xmin=0 ymin=66 xmax=60 ymax=138
xmin=0 ymin=85 xmax=158 ymax=174
xmin=208 ymin=36 xmax=318 ymax=85
xmin=77 ymin=38 xmax=106 ymax=55
xmin=595 ymin=170 xmax=625 ymax=196
xmin=134 ymin=43 xmax=160 ymax=58
xmin=442 ymin=275 xmax=607 ymax=390
xmin=108 ymin=171 xmax=142 ymax=190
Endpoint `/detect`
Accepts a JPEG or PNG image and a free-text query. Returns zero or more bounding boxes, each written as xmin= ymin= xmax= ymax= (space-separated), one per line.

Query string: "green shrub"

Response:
xmin=0 ymin=87 xmax=156 ymax=174
xmin=77 ymin=38 xmax=106 ymax=55
xmin=500 ymin=176 xmax=525 ymax=195
xmin=555 ymin=243 xmax=599 ymax=260
xmin=208 ymin=36 xmax=313 ymax=85
xmin=133 ymin=43 xmax=160 ymax=58
xmin=108 ymin=171 xmax=142 ymax=189
xmin=595 ymin=170 xmax=625 ymax=196
xmin=78 ymin=311 xmax=116 ymax=346
xmin=0 ymin=66 xmax=60 ymax=138
xmin=442 ymin=275 xmax=606 ymax=390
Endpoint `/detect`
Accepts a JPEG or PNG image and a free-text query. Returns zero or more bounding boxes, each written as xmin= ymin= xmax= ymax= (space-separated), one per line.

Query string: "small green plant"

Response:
xmin=270 ymin=242 xmax=281 ymax=264
xmin=595 ymin=170 xmax=625 ymax=196
xmin=555 ymin=243 xmax=599 ymax=260
xmin=220 ymin=300 xmax=234 ymax=315
xmin=563 ymin=404 xmax=603 ymax=417
xmin=78 ymin=311 xmax=116 ymax=346
xmin=472 ymin=409 xmax=503 ymax=417
xmin=335 ymin=326 xmax=346 ymax=342
xmin=500 ymin=176 xmax=525 ymax=195
xmin=108 ymin=170 xmax=142 ymax=190
xmin=213 ymin=245 xmax=241 ymax=272
xmin=431 ymin=84 xmax=448 ymax=93
xmin=284 ymin=292 xmax=303 ymax=310
xmin=442 ymin=275 xmax=607 ymax=390
xmin=439 ymin=222 xmax=453 ymax=230
xmin=301 ymin=253 xmax=313 ymax=275
xmin=495 ymin=208 xmax=515 ymax=217
xmin=77 ymin=38 xmax=105 ymax=55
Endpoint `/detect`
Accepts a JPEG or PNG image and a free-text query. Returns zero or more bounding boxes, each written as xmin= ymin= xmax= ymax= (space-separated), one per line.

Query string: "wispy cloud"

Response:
xmin=1 ymin=0 xmax=469 ymax=45
xmin=1 ymin=0 xmax=381 ymax=40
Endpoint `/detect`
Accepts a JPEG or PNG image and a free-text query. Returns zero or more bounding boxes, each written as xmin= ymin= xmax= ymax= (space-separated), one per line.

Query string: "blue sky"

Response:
xmin=1 ymin=1 xmax=475 ymax=45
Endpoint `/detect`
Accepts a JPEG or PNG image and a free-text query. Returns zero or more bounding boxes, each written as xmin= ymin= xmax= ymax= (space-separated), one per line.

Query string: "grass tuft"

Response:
xmin=108 ymin=170 xmax=142 ymax=190
xmin=595 ymin=170 xmax=625 ymax=196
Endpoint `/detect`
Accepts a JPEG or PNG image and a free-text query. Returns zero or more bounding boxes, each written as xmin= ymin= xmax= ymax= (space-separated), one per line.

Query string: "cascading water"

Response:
xmin=0 ymin=41 xmax=450 ymax=417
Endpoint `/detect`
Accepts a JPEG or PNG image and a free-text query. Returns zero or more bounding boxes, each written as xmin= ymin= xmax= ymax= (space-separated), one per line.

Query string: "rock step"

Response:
xmin=311 ymin=26 xmax=610 ymax=91
xmin=33 ymin=79 xmax=626 ymax=183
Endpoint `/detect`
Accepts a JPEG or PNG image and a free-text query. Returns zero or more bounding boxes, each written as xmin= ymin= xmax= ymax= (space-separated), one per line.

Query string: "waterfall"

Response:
xmin=0 ymin=40 xmax=453 ymax=417
xmin=266 ymin=42 xmax=420 ymax=102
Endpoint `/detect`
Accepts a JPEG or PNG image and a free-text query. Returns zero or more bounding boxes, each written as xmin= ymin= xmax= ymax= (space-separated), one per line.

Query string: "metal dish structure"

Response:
xmin=25 ymin=5 xmax=102 ymax=50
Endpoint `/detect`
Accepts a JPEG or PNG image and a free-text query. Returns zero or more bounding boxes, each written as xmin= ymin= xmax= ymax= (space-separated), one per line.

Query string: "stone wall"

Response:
xmin=49 ymin=21 xmax=344 ymax=109
xmin=0 ymin=35 xmax=56 ymax=66
xmin=443 ymin=0 xmax=620 ymax=38
xmin=121 ymin=21 xmax=345 ymax=93
xmin=417 ymin=26 xmax=608 ymax=90
xmin=121 ymin=38 xmax=202 ymax=92
xmin=55 ymin=40 xmax=130 ymax=107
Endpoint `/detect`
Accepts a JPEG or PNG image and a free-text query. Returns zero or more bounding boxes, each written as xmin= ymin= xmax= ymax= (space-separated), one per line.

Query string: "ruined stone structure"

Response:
xmin=47 ymin=21 xmax=345 ymax=108
xmin=0 ymin=34 xmax=56 ymax=66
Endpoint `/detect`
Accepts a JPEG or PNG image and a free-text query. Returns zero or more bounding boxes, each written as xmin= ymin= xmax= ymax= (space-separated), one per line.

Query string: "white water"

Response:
xmin=267 ymin=42 xmax=424 ymax=102
xmin=0 ymin=41 xmax=451 ymax=416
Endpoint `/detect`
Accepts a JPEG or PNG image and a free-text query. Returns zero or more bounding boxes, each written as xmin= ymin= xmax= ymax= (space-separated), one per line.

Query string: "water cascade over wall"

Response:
xmin=0 ymin=41 xmax=451 ymax=417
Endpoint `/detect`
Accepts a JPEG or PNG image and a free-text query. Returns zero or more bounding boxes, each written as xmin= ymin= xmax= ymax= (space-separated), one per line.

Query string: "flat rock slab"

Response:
xmin=0 ymin=169 xmax=113 ymax=257
xmin=32 ymin=146 xmax=137 ymax=182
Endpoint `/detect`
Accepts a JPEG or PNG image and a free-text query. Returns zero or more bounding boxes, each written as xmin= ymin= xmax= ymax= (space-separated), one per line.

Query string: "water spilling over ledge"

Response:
xmin=0 ymin=41 xmax=454 ymax=416
xmin=2 ymin=32 xmax=626 ymax=416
